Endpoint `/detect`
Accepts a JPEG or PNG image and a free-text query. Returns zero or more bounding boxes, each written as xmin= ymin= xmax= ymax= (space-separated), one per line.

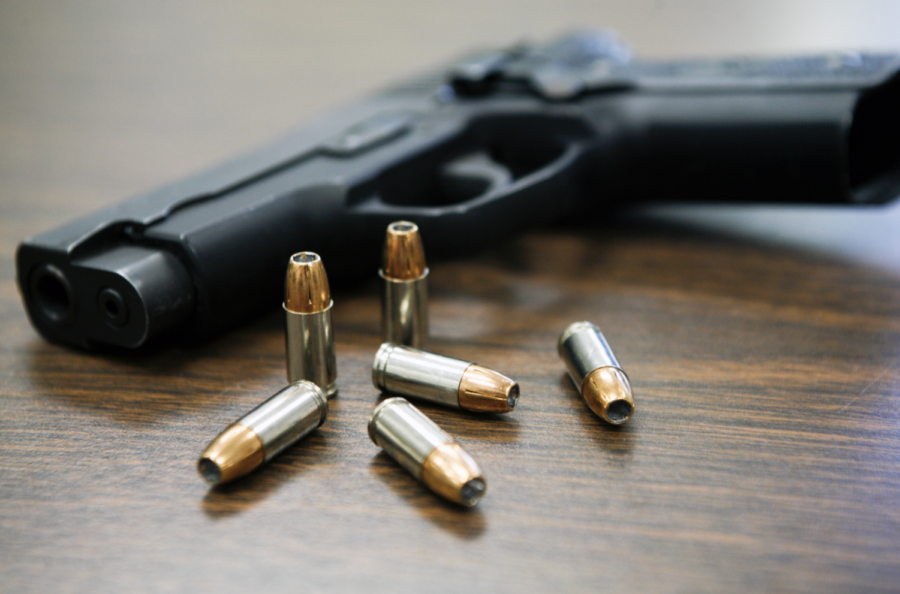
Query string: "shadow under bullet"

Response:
xmin=369 ymin=452 xmax=487 ymax=541
xmin=200 ymin=430 xmax=330 ymax=519
xmin=559 ymin=373 xmax=635 ymax=457
xmin=372 ymin=394 xmax=522 ymax=444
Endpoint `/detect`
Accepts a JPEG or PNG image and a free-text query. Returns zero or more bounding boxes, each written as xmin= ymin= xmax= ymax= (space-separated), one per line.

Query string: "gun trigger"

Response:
xmin=438 ymin=152 xmax=513 ymax=203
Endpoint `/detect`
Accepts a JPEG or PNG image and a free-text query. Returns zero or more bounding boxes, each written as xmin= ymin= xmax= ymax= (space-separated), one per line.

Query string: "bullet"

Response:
xmin=198 ymin=380 xmax=328 ymax=486
xmin=558 ymin=321 xmax=634 ymax=425
xmin=369 ymin=397 xmax=486 ymax=506
xmin=373 ymin=343 xmax=519 ymax=414
xmin=380 ymin=221 xmax=428 ymax=348
xmin=284 ymin=252 xmax=337 ymax=397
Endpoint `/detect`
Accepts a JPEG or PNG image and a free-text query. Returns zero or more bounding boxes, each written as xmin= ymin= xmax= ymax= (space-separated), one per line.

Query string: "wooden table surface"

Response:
xmin=2 ymin=2 xmax=899 ymax=593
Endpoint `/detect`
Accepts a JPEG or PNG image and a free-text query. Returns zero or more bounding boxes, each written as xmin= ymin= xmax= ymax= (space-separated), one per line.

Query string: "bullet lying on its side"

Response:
xmin=369 ymin=397 xmax=486 ymax=506
xmin=198 ymin=380 xmax=328 ymax=486
xmin=558 ymin=321 xmax=634 ymax=425
xmin=373 ymin=343 xmax=519 ymax=414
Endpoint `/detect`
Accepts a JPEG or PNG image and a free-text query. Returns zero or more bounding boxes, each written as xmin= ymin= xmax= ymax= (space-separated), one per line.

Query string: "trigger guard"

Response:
xmin=438 ymin=152 xmax=514 ymax=204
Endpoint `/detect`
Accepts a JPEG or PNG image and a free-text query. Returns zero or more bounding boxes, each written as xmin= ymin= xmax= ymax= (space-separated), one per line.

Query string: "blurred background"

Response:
xmin=2 ymin=0 xmax=899 ymax=274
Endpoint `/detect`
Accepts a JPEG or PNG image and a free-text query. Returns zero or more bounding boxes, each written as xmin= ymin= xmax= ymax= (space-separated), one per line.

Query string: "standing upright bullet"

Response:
xmin=558 ymin=321 xmax=634 ymax=425
xmin=285 ymin=252 xmax=337 ymax=397
xmin=380 ymin=221 xmax=428 ymax=348
xmin=198 ymin=380 xmax=328 ymax=486
xmin=373 ymin=343 xmax=519 ymax=413
xmin=369 ymin=397 xmax=486 ymax=506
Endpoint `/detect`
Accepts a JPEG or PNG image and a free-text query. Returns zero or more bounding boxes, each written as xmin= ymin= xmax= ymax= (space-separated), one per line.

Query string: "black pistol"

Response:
xmin=16 ymin=31 xmax=900 ymax=349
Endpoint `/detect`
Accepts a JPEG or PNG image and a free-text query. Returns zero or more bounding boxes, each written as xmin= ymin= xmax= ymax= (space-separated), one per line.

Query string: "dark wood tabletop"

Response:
xmin=2 ymin=3 xmax=899 ymax=593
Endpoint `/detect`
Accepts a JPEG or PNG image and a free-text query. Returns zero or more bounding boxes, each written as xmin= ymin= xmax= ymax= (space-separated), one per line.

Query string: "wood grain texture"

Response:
xmin=2 ymin=2 xmax=900 ymax=593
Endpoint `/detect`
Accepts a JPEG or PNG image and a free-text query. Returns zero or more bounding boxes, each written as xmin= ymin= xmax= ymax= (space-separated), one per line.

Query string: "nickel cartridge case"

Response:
xmin=369 ymin=397 xmax=486 ymax=506
xmin=380 ymin=221 xmax=428 ymax=348
xmin=373 ymin=343 xmax=519 ymax=414
xmin=284 ymin=252 xmax=337 ymax=397
xmin=198 ymin=380 xmax=328 ymax=485
xmin=558 ymin=321 xmax=634 ymax=424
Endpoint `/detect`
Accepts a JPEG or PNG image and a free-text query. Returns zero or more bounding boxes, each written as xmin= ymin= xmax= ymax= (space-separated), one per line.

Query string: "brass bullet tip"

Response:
xmin=582 ymin=367 xmax=634 ymax=425
xmin=458 ymin=364 xmax=520 ymax=413
xmin=369 ymin=398 xmax=487 ymax=507
xmin=382 ymin=221 xmax=427 ymax=281
xmin=285 ymin=252 xmax=331 ymax=313
xmin=197 ymin=424 xmax=265 ymax=486
xmin=421 ymin=443 xmax=486 ymax=507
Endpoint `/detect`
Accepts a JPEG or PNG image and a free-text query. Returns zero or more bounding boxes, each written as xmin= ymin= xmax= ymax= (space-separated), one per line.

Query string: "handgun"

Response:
xmin=16 ymin=31 xmax=900 ymax=349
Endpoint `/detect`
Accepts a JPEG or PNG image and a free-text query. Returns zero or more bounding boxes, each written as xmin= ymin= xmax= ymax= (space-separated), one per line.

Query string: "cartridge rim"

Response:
xmin=372 ymin=342 xmax=397 ymax=390
xmin=368 ymin=396 xmax=408 ymax=445
xmin=557 ymin=320 xmax=600 ymax=356
xmin=292 ymin=379 xmax=329 ymax=427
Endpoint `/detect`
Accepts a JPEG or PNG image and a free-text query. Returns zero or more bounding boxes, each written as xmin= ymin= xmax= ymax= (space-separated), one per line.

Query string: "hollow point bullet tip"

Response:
xmin=369 ymin=397 xmax=486 ymax=506
xmin=285 ymin=252 xmax=331 ymax=314
xmin=382 ymin=221 xmax=427 ymax=281
xmin=197 ymin=381 xmax=328 ymax=486
xmin=558 ymin=321 xmax=634 ymax=425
